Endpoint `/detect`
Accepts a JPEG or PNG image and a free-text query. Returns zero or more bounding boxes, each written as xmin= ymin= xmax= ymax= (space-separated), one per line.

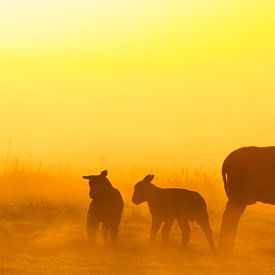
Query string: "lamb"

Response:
xmin=132 ymin=174 xmax=216 ymax=253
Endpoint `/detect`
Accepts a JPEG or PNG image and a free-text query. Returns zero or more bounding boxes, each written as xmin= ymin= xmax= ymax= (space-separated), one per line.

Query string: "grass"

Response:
xmin=1 ymin=160 xmax=275 ymax=274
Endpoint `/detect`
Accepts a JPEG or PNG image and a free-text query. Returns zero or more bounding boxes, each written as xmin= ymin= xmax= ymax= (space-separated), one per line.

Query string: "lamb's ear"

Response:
xmin=143 ymin=174 xmax=152 ymax=183
xmin=101 ymin=170 xmax=108 ymax=177
xmin=83 ymin=175 xmax=92 ymax=180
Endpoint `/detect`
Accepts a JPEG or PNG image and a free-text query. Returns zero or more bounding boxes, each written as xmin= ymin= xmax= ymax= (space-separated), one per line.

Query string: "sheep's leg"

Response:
xmin=86 ymin=202 xmax=99 ymax=243
xmin=219 ymin=200 xmax=246 ymax=253
xmin=101 ymin=224 xmax=109 ymax=244
xmin=161 ymin=219 xmax=173 ymax=244
xmin=178 ymin=219 xmax=190 ymax=249
xmin=110 ymin=225 xmax=119 ymax=246
xmin=86 ymin=218 xmax=99 ymax=243
xmin=197 ymin=218 xmax=217 ymax=254
xmin=150 ymin=216 xmax=162 ymax=244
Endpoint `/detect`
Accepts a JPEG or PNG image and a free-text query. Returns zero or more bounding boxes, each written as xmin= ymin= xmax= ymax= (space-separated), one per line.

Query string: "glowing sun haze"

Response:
xmin=1 ymin=0 xmax=275 ymax=170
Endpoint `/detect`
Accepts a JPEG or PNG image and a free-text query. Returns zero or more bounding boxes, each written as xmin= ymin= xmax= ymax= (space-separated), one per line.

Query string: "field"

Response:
xmin=1 ymin=161 xmax=275 ymax=274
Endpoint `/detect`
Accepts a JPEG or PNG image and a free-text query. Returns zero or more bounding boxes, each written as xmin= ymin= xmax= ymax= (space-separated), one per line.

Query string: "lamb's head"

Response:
xmin=83 ymin=170 xmax=112 ymax=199
xmin=132 ymin=174 xmax=154 ymax=205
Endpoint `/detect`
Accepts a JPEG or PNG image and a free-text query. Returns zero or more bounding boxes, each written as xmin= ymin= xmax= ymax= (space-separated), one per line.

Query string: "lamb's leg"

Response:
xmin=110 ymin=225 xmax=119 ymax=246
xmin=86 ymin=202 xmax=99 ymax=243
xmin=101 ymin=224 xmax=109 ymax=244
xmin=86 ymin=218 xmax=99 ymax=243
xmin=178 ymin=219 xmax=190 ymax=249
xmin=161 ymin=219 xmax=173 ymax=244
xmin=150 ymin=216 xmax=162 ymax=244
xmin=197 ymin=218 xmax=217 ymax=254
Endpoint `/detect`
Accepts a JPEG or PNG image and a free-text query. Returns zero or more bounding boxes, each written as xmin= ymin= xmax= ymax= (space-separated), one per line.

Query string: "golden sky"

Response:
xmin=0 ymin=0 xmax=275 ymax=170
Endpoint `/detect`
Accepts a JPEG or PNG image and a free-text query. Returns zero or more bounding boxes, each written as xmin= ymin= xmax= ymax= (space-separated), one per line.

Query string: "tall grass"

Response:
xmin=0 ymin=157 xmax=226 ymax=209
xmin=0 ymin=157 xmax=86 ymax=201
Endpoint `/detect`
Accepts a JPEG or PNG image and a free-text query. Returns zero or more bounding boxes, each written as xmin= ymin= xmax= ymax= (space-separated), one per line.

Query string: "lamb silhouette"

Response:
xmin=83 ymin=170 xmax=123 ymax=245
xmin=219 ymin=146 xmax=275 ymax=252
xmin=132 ymin=174 xmax=216 ymax=254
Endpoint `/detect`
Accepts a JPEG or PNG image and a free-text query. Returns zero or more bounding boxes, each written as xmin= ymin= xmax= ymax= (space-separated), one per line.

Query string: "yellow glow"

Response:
xmin=1 ymin=0 xmax=275 ymax=170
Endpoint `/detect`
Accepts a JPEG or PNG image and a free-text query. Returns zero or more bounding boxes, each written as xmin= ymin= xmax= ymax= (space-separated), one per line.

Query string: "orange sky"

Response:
xmin=1 ymin=0 xmax=275 ymax=171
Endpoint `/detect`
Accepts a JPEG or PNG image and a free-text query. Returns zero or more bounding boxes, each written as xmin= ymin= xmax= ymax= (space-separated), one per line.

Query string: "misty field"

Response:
xmin=1 ymin=161 xmax=275 ymax=274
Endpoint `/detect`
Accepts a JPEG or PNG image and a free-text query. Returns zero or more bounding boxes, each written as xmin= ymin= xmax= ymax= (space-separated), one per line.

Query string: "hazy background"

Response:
xmin=1 ymin=0 xmax=275 ymax=171
xmin=1 ymin=2 xmax=275 ymax=274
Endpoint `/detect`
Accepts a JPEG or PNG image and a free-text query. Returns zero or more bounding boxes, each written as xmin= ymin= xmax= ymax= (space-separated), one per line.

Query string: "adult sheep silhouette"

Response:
xmin=219 ymin=146 xmax=275 ymax=252
xmin=83 ymin=170 xmax=123 ymax=245
xmin=132 ymin=174 xmax=216 ymax=254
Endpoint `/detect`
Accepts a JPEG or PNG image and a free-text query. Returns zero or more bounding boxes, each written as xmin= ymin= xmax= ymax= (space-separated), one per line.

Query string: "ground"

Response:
xmin=1 ymin=199 xmax=275 ymax=275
